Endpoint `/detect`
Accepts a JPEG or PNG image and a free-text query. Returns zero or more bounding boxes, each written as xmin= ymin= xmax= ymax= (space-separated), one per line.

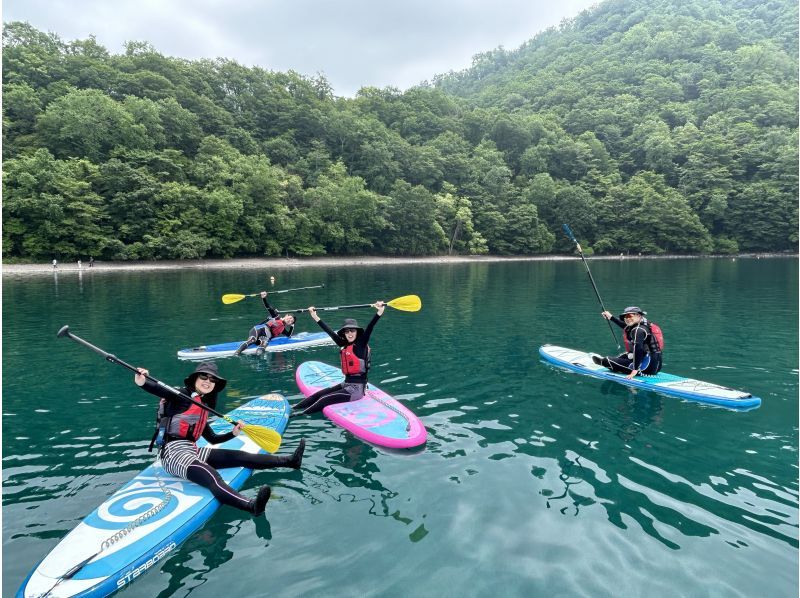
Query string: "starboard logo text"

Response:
xmin=116 ymin=542 xmax=177 ymax=588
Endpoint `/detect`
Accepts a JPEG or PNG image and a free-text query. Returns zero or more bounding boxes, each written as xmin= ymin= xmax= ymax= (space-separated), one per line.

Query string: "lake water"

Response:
xmin=3 ymin=257 xmax=798 ymax=597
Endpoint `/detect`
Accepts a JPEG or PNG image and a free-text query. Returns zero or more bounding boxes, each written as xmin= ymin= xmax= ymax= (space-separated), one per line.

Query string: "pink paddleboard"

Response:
xmin=295 ymin=361 xmax=427 ymax=449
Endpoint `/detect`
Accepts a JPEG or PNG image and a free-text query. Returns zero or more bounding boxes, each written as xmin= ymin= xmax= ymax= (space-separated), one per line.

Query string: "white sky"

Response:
xmin=3 ymin=0 xmax=598 ymax=97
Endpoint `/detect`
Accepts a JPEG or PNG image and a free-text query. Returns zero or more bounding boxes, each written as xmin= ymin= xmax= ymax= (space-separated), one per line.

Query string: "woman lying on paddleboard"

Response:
xmin=592 ymin=306 xmax=663 ymax=379
xmin=292 ymin=301 xmax=385 ymax=415
xmin=235 ymin=291 xmax=296 ymax=355
xmin=135 ymin=361 xmax=305 ymax=516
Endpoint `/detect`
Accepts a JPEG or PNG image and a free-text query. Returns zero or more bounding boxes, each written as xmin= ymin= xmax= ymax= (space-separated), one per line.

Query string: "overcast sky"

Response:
xmin=4 ymin=0 xmax=598 ymax=97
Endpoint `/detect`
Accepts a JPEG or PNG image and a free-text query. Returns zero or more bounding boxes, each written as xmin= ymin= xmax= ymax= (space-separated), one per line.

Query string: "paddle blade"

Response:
xmin=222 ymin=294 xmax=246 ymax=304
xmin=242 ymin=425 xmax=282 ymax=453
xmin=387 ymin=294 xmax=422 ymax=312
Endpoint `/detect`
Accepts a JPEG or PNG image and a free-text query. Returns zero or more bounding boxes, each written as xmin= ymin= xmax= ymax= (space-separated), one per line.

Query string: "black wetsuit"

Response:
xmin=140 ymin=380 xmax=301 ymax=513
xmin=293 ymin=313 xmax=381 ymax=415
xmin=237 ymin=297 xmax=294 ymax=354
xmin=600 ymin=316 xmax=662 ymax=375
xmin=601 ymin=316 xmax=661 ymax=375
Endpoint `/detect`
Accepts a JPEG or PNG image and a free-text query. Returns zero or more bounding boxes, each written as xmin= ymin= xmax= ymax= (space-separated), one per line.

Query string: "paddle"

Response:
xmin=562 ymin=224 xmax=621 ymax=350
xmin=56 ymin=326 xmax=282 ymax=452
xmin=279 ymin=294 xmax=422 ymax=314
xmin=222 ymin=284 xmax=325 ymax=305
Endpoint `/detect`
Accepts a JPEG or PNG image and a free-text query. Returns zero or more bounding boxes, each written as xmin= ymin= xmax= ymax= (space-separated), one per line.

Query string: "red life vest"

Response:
xmin=267 ymin=318 xmax=285 ymax=337
xmin=649 ymin=322 xmax=664 ymax=350
xmin=340 ymin=344 xmax=370 ymax=376
xmin=161 ymin=393 xmax=210 ymax=442
xmin=623 ymin=321 xmax=664 ymax=353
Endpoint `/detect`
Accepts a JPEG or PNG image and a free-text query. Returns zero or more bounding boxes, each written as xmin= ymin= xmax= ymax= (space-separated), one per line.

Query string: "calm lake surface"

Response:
xmin=3 ymin=257 xmax=798 ymax=597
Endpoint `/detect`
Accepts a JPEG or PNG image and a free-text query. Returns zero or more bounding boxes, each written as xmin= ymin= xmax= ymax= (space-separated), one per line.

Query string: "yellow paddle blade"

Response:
xmin=241 ymin=425 xmax=282 ymax=453
xmin=222 ymin=294 xmax=246 ymax=304
xmin=387 ymin=294 xmax=422 ymax=312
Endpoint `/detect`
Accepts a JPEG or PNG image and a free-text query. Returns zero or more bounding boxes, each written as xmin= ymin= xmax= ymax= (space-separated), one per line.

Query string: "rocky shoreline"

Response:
xmin=2 ymin=253 xmax=794 ymax=276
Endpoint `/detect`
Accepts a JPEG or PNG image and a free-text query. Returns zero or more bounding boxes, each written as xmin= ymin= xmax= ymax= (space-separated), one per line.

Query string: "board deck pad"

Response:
xmin=539 ymin=344 xmax=761 ymax=409
xmin=295 ymin=361 xmax=427 ymax=448
xmin=17 ymin=394 xmax=290 ymax=598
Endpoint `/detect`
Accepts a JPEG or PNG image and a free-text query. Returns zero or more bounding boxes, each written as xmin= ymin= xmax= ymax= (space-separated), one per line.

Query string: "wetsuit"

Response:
xmin=599 ymin=316 xmax=662 ymax=376
xmin=293 ymin=313 xmax=381 ymax=415
xmin=236 ymin=296 xmax=294 ymax=354
xmin=140 ymin=380 xmax=301 ymax=513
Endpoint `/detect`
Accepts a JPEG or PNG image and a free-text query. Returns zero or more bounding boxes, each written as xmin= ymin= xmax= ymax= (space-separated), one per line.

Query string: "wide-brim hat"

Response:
xmin=336 ymin=318 xmax=364 ymax=337
xmin=618 ymin=306 xmax=646 ymax=319
xmin=184 ymin=361 xmax=227 ymax=393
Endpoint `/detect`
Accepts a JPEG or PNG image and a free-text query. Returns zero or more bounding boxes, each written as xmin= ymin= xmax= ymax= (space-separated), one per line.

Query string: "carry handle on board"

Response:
xmin=56 ymin=326 xmax=282 ymax=453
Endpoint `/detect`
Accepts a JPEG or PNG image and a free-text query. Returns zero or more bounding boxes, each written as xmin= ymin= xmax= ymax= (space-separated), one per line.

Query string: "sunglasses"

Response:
xmin=623 ymin=313 xmax=639 ymax=318
xmin=197 ymin=373 xmax=218 ymax=383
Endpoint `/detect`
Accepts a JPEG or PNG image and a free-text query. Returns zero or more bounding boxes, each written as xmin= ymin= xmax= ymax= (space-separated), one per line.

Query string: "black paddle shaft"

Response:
xmin=562 ymin=225 xmax=622 ymax=350
xmin=279 ymin=302 xmax=377 ymax=314
xmin=56 ymin=325 xmax=228 ymax=419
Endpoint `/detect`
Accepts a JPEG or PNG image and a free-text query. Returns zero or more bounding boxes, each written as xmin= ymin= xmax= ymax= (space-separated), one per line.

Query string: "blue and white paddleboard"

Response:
xmin=177 ymin=331 xmax=334 ymax=359
xmin=539 ymin=345 xmax=761 ymax=410
xmin=17 ymin=394 xmax=290 ymax=598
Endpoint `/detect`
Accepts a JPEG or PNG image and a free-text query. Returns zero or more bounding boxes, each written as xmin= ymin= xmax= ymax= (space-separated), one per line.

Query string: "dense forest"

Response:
xmin=2 ymin=0 xmax=797 ymax=261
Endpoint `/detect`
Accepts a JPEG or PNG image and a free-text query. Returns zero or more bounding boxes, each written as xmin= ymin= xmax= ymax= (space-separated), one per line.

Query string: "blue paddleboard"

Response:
xmin=539 ymin=344 xmax=761 ymax=410
xmin=17 ymin=394 xmax=289 ymax=597
xmin=177 ymin=331 xmax=334 ymax=359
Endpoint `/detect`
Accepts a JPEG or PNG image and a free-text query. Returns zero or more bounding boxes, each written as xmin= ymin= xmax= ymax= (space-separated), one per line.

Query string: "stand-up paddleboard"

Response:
xmin=295 ymin=361 xmax=427 ymax=448
xmin=539 ymin=345 xmax=761 ymax=409
xmin=17 ymin=394 xmax=290 ymax=598
xmin=177 ymin=331 xmax=334 ymax=359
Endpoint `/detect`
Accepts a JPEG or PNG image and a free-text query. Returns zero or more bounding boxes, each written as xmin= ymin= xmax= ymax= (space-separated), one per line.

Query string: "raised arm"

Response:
xmin=308 ymin=306 xmax=345 ymax=346
xmin=260 ymin=291 xmax=280 ymax=318
xmin=360 ymin=301 xmax=385 ymax=344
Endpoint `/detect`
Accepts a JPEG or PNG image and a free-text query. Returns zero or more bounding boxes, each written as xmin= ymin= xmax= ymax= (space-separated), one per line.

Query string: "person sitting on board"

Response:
xmin=592 ymin=306 xmax=662 ymax=379
xmin=234 ymin=291 xmax=296 ymax=355
xmin=292 ymin=301 xmax=385 ymax=415
xmin=134 ymin=361 xmax=305 ymax=516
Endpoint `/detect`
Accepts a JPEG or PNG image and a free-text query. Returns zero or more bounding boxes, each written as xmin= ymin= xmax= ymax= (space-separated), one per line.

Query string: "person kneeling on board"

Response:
xmin=592 ymin=306 xmax=663 ymax=379
xmin=234 ymin=291 xmax=296 ymax=355
xmin=135 ymin=361 xmax=305 ymax=516
xmin=292 ymin=301 xmax=385 ymax=415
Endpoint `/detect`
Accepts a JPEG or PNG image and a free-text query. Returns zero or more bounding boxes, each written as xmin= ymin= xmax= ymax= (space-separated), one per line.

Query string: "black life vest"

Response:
xmin=340 ymin=344 xmax=370 ymax=376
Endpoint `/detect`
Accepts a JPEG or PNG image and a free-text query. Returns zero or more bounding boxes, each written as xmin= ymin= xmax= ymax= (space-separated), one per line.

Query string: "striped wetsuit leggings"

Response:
xmin=161 ymin=440 xmax=282 ymax=512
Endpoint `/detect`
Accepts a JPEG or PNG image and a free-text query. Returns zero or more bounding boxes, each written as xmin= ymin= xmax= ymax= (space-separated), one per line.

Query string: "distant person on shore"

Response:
xmin=592 ymin=306 xmax=663 ymax=379
xmin=234 ymin=292 xmax=296 ymax=355
xmin=52 ymin=259 xmax=57 ymax=270
xmin=89 ymin=256 xmax=94 ymax=268
xmin=77 ymin=259 xmax=82 ymax=270
xmin=134 ymin=361 xmax=305 ymax=516
xmin=292 ymin=301 xmax=385 ymax=416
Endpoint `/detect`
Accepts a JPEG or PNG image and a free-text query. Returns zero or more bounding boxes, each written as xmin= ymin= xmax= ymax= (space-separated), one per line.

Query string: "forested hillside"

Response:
xmin=3 ymin=0 xmax=797 ymax=261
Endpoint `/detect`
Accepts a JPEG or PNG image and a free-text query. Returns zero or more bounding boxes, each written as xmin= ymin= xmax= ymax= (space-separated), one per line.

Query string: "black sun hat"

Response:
xmin=336 ymin=318 xmax=364 ymax=337
xmin=184 ymin=361 xmax=227 ymax=393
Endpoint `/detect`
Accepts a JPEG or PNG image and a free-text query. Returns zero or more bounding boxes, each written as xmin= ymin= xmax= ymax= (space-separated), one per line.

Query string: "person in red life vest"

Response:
xmin=134 ymin=361 xmax=305 ymax=516
xmin=234 ymin=291 xmax=296 ymax=355
xmin=292 ymin=301 xmax=386 ymax=415
xmin=592 ymin=306 xmax=663 ymax=379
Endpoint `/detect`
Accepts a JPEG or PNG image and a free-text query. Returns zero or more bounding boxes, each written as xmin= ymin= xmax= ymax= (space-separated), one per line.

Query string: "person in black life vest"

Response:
xmin=234 ymin=291 xmax=296 ymax=355
xmin=592 ymin=306 xmax=662 ymax=379
xmin=292 ymin=301 xmax=386 ymax=416
xmin=134 ymin=361 xmax=305 ymax=516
